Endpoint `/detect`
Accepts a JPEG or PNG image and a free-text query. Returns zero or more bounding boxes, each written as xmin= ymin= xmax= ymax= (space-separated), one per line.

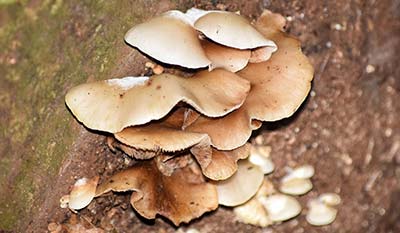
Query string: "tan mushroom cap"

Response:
xmin=68 ymin=177 xmax=99 ymax=210
xmin=95 ymin=160 xmax=218 ymax=225
xmin=202 ymin=39 xmax=251 ymax=72
xmin=114 ymin=107 xmax=250 ymax=180
xmin=125 ymin=10 xmax=210 ymax=68
xmin=65 ymin=69 xmax=250 ymax=133
xmin=194 ymin=11 xmax=277 ymax=50
xmin=215 ymin=160 xmax=264 ymax=206
xmin=186 ymin=10 xmax=314 ymax=150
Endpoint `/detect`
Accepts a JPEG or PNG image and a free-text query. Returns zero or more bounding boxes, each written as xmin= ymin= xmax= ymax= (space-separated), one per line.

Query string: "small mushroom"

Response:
xmin=215 ymin=160 xmax=264 ymax=206
xmin=201 ymin=39 xmax=251 ymax=72
xmin=233 ymin=179 xmax=275 ymax=227
xmin=280 ymin=165 xmax=314 ymax=195
xmin=65 ymin=69 xmax=250 ymax=133
xmin=306 ymin=199 xmax=338 ymax=226
xmin=185 ymin=10 xmax=314 ymax=150
xmin=319 ymin=193 xmax=341 ymax=206
xmin=306 ymin=193 xmax=341 ymax=226
xmin=248 ymin=145 xmax=274 ymax=174
xmin=259 ymin=194 xmax=302 ymax=222
xmin=280 ymin=178 xmax=313 ymax=196
xmin=95 ymin=159 xmax=218 ymax=225
xmin=194 ymin=11 xmax=276 ymax=50
xmin=233 ymin=198 xmax=272 ymax=227
xmin=125 ymin=10 xmax=211 ymax=68
xmin=67 ymin=176 xmax=99 ymax=210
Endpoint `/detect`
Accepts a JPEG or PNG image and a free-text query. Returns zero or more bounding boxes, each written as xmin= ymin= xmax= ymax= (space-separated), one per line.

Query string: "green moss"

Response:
xmin=0 ymin=1 xmax=194 ymax=230
xmin=0 ymin=1 xmax=141 ymax=230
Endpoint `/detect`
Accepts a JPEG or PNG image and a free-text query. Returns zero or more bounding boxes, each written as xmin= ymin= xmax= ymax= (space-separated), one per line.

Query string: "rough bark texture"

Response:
xmin=0 ymin=0 xmax=399 ymax=232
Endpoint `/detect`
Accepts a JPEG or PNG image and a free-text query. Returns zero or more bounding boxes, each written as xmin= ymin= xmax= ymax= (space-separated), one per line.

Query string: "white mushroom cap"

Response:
xmin=259 ymin=194 xmax=302 ymax=222
xmin=279 ymin=178 xmax=313 ymax=196
xmin=125 ymin=10 xmax=211 ymax=68
xmin=216 ymin=160 xmax=264 ymax=206
xmin=319 ymin=193 xmax=341 ymax=206
xmin=194 ymin=11 xmax=277 ymax=50
xmin=68 ymin=177 xmax=99 ymax=210
xmin=282 ymin=165 xmax=315 ymax=182
xmin=306 ymin=199 xmax=338 ymax=226
xmin=248 ymin=145 xmax=274 ymax=174
xmin=233 ymin=198 xmax=272 ymax=227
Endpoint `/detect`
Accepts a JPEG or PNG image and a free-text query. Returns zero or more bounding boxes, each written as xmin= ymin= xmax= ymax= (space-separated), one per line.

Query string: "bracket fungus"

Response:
xmin=64 ymin=8 xmax=315 ymax=227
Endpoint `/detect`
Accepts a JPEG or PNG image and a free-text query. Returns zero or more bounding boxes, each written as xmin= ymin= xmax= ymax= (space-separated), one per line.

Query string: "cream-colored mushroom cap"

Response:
xmin=194 ymin=11 xmax=277 ymax=50
xmin=283 ymin=165 xmax=315 ymax=181
xmin=280 ymin=178 xmax=313 ymax=195
xmin=248 ymin=145 xmax=274 ymax=174
xmin=125 ymin=10 xmax=210 ymax=68
xmin=319 ymin=193 xmax=341 ymax=206
xmin=306 ymin=199 xmax=338 ymax=226
xmin=68 ymin=177 xmax=99 ymax=210
xmin=216 ymin=160 xmax=264 ymax=206
xmin=259 ymin=194 xmax=302 ymax=222
xmin=65 ymin=69 xmax=250 ymax=133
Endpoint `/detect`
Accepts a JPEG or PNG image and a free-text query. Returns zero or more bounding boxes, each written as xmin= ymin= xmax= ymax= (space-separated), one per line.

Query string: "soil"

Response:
xmin=1 ymin=0 xmax=400 ymax=232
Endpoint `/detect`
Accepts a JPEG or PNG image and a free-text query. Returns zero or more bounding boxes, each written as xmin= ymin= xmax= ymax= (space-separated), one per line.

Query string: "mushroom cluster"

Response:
xmin=63 ymin=9 xmax=314 ymax=225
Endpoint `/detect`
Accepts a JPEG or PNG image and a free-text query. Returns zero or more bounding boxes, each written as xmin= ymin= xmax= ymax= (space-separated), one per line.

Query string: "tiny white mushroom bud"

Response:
xmin=290 ymin=165 xmax=315 ymax=179
xmin=259 ymin=194 xmax=302 ymax=222
xmin=280 ymin=178 xmax=313 ymax=195
xmin=306 ymin=199 xmax=338 ymax=226
xmin=59 ymin=195 xmax=70 ymax=209
xmin=249 ymin=145 xmax=274 ymax=174
xmin=319 ymin=193 xmax=341 ymax=206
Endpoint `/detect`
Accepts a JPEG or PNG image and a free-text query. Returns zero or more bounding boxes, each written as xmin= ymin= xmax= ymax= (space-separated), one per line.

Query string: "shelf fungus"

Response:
xmin=64 ymin=8 xmax=314 ymax=226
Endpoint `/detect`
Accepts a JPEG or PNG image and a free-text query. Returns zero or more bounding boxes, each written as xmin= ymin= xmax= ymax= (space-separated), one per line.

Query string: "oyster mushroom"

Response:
xmin=185 ymin=10 xmax=314 ymax=150
xmin=65 ymin=69 xmax=250 ymax=133
xmin=113 ymin=107 xmax=251 ymax=180
xmin=215 ymin=160 xmax=264 ymax=206
xmin=259 ymin=194 xmax=302 ymax=222
xmin=280 ymin=165 xmax=315 ymax=195
xmin=66 ymin=176 xmax=99 ymax=210
xmin=95 ymin=159 xmax=218 ymax=225
xmin=125 ymin=10 xmax=211 ymax=69
xmin=194 ymin=11 xmax=277 ymax=50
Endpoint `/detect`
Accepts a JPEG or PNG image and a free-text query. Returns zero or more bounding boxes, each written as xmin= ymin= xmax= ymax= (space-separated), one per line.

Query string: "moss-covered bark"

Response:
xmin=0 ymin=0 xmax=192 ymax=230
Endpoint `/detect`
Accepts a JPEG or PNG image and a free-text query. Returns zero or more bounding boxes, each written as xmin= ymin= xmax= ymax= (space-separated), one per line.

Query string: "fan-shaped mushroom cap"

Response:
xmin=185 ymin=10 xmax=314 ymax=150
xmin=65 ymin=69 xmax=250 ymax=133
xmin=259 ymin=194 xmax=302 ymax=222
xmin=306 ymin=199 xmax=338 ymax=226
xmin=125 ymin=10 xmax=210 ymax=69
xmin=215 ymin=160 xmax=264 ymax=206
xmin=194 ymin=11 xmax=276 ymax=50
xmin=68 ymin=177 xmax=99 ymax=210
xmin=280 ymin=178 xmax=313 ymax=196
xmin=95 ymin=160 xmax=218 ymax=225
xmin=202 ymin=39 xmax=251 ymax=72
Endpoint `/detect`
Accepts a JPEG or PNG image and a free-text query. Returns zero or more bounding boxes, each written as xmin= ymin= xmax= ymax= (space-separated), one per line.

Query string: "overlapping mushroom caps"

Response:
xmin=124 ymin=8 xmax=277 ymax=72
xmin=64 ymin=9 xmax=314 ymax=226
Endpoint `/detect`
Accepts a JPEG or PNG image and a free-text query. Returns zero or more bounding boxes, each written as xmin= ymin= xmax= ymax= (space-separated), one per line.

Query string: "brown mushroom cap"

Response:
xmin=68 ymin=177 xmax=99 ymax=210
xmin=65 ymin=69 xmax=250 ymax=133
xmin=125 ymin=10 xmax=211 ymax=69
xmin=185 ymin=10 xmax=314 ymax=150
xmin=95 ymin=160 xmax=218 ymax=225
xmin=194 ymin=11 xmax=277 ymax=50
